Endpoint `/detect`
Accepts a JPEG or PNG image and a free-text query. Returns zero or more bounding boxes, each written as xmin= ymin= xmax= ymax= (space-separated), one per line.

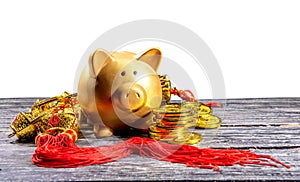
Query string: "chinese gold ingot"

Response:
xmin=8 ymin=92 xmax=80 ymax=141
xmin=78 ymin=48 xmax=163 ymax=137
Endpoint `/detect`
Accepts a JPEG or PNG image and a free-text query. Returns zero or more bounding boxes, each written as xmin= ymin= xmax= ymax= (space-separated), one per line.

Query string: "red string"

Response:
xmin=206 ymin=102 xmax=223 ymax=107
xmin=32 ymin=134 xmax=290 ymax=170
xmin=170 ymin=88 xmax=196 ymax=102
xmin=170 ymin=88 xmax=223 ymax=107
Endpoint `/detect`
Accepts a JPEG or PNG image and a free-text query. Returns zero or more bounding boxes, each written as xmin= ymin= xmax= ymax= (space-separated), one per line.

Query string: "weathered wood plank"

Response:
xmin=0 ymin=97 xmax=299 ymax=180
xmin=210 ymin=98 xmax=300 ymax=125
xmin=0 ymin=148 xmax=298 ymax=181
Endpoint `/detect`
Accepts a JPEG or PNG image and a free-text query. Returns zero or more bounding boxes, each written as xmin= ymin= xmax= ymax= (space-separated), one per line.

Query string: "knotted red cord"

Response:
xmin=32 ymin=132 xmax=290 ymax=170
xmin=170 ymin=88 xmax=222 ymax=107
xmin=170 ymin=88 xmax=197 ymax=102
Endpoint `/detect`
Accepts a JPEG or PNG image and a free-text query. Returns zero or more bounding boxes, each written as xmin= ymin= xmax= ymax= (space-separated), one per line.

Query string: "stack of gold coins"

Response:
xmin=182 ymin=102 xmax=222 ymax=129
xmin=148 ymin=104 xmax=202 ymax=145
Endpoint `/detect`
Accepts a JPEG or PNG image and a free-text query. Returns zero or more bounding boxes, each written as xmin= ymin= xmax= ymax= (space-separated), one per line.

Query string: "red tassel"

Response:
xmin=32 ymin=132 xmax=290 ymax=171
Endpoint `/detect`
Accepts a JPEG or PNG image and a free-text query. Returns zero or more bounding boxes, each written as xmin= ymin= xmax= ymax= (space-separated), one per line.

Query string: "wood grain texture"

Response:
xmin=0 ymin=97 xmax=299 ymax=181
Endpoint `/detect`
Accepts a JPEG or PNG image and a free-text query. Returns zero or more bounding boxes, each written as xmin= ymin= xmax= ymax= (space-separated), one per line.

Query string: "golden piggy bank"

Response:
xmin=78 ymin=48 xmax=162 ymax=137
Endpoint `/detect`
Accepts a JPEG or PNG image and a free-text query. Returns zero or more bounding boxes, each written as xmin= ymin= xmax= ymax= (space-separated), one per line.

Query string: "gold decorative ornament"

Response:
xmin=159 ymin=74 xmax=171 ymax=104
xmin=8 ymin=92 xmax=80 ymax=141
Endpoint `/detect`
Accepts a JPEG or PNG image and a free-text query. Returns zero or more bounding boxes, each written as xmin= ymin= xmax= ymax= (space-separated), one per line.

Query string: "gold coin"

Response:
xmin=171 ymin=132 xmax=201 ymax=144
xmin=156 ymin=121 xmax=195 ymax=128
xmin=184 ymin=132 xmax=202 ymax=145
xmin=148 ymin=130 xmax=189 ymax=139
xmin=149 ymin=125 xmax=187 ymax=133
xmin=198 ymin=104 xmax=212 ymax=115
xmin=182 ymin=101 xmax=201 ymax=108
xmin=152 ymin=132 xmax=202 ymax=145
xmin=153 ymin=115 xmax=194 ymax=123
xmin=149 ymin=130 xmax=188 ymax=138
xmin=154 ymin=114 xmax=194 ymax=121
xmin=195 ymin=115 xmax=222 ymax=128
xmin=182 ymin=102 xmax=212 ymax=115
xmin=160 ymin=103 xmax=181 ymax=108
xmin=148 ymin=134 xmax=162 ymax=141
xmin=153 ymin=112 xmax=192 ymax=119
xmin=158 ymin=119 xmax=195 ymax=126
xmin=153 ymin=106 xmax=190 ymax=114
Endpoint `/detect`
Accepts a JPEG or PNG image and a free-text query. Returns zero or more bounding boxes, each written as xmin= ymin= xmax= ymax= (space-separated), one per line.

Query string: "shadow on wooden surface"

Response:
xmin=0 ymin=98 xmax=299 ymax=180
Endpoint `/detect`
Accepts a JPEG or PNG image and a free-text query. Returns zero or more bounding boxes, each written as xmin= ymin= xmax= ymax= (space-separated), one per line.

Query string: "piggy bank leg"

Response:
xmin=93 ymin=123 xmax=113 ymax=137
xmin=78 ymin=111 xmax=91 ymax=129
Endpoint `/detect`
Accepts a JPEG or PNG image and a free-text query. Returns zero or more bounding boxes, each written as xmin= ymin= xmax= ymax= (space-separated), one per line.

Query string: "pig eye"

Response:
xmin=133 ymin=71 xmax=137 ymax=75
xmin=121 ymin=71 xmax=126 ymax=76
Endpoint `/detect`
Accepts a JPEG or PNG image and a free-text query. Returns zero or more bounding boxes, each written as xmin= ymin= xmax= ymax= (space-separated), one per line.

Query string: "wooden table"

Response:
xmin=0 ymin=98 xmax=299 ymax=181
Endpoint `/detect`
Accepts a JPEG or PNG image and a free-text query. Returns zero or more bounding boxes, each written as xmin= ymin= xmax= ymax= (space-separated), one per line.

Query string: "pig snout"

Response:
xmin=122 ymin=84 xmax=146 ymax=111
xmin=113 ymin=83 xmax=147 ymax=112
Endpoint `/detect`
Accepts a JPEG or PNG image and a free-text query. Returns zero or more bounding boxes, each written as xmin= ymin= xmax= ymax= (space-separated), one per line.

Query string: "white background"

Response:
xmin=0 ymin=0 xmax=299 ymax=99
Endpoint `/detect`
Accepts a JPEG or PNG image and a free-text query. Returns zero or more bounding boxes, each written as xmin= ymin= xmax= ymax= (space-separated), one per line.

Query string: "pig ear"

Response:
xmin=88 ymin=49 xmax=113 ymax=78
xmin=136 ymin=48 xmax=162 ymax=71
